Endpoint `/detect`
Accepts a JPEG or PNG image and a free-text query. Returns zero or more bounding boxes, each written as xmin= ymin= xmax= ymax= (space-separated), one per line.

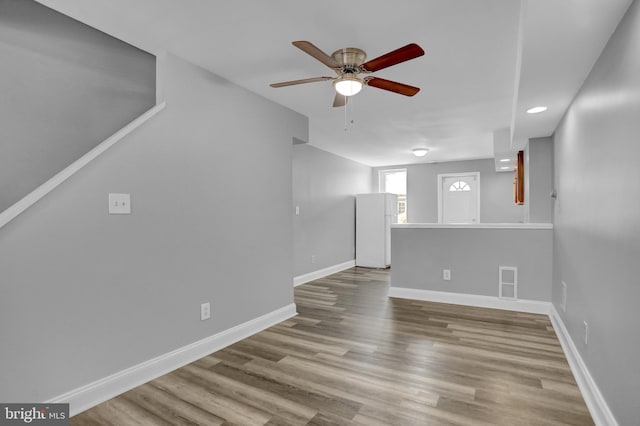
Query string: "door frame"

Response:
xmin=437 ymin=172 xmax=481 ymax=223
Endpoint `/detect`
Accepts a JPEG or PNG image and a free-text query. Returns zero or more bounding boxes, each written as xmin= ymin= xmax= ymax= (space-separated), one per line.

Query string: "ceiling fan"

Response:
xmin=270 ymin=41 xmax=425 ymax=107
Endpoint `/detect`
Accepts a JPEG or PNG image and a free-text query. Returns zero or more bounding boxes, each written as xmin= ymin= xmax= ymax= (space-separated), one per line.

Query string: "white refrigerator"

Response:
xmin=356 ymin=193 xmax=398 ymax=268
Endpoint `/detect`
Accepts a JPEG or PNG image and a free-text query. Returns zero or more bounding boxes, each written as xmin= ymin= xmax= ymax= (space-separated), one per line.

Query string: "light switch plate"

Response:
xmin=108 ymin=193 xmax=131 ymax=214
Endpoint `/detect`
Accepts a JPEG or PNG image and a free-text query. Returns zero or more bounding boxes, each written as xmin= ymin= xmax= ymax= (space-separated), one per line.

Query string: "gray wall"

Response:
xmin=0 ymin=52 xmax=305 ymax=402
xmin=391 ymin=227 xmax=552 ymax=301
xmin=525 ymin=137 xmax=554 ymax=223
xmin=552 ymin=1 xmax=640 ymax=424
xmin=0 ymin=0 xmax=156 ymax=213
xmin=374 ymin=159 xmax=524 ymax=223
xmin=293 ymin=144 xmax=371 ymax=276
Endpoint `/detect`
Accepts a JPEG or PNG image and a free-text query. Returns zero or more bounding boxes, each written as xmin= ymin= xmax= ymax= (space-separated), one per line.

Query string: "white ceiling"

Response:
xmin=37 ymin=0 xmax=632 ymax=167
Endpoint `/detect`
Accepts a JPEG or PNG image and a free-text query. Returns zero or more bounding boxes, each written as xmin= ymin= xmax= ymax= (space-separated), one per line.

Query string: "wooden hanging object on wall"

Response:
xmin=514 ymin=150 xmax=525 ymax=205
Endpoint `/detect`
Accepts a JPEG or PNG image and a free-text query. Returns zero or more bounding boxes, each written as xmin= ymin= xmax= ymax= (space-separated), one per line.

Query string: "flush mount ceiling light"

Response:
xmin=412 ymin=148 xmax=429 ymax=157
xmin=333 ymin=74 xmax=364 ymax=96
xmin=500 ymin=166 xmax=511 ymax=170
xmin=499 ymin=158 xmax=511 ymax=162
xmin=527 ymin=106 xmax=547 ymax=114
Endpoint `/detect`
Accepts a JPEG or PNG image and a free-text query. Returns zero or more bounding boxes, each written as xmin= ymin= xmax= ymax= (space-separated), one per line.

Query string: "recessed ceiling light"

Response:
xmin=527 ymin=106 xmax=547 ymax=114
xmin=499 ymin=158 xmax=510 ymax=162
xmin=412 ymin=148 xmax=429 ymax=157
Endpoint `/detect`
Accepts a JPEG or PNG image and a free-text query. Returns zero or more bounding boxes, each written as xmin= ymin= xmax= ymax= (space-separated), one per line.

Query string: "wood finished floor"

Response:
xmin=71 ymin=268 xmax=593 ymax=425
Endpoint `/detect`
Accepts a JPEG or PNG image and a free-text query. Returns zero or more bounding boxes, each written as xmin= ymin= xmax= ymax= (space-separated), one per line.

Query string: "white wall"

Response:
xmin=374 ymin=159 xmax=524 ymax=223
xmin=0 ymin=0 xmax=156 ymax=213
xmin=525 ymin=137 xmax=554 ymax=223
xmin=552 ymin=0 xmax=640 ymax=423
xmin=292 ymin=144 xmax=371 ymax=276
xmin=0 ymin=52 xmax=305 ymax=403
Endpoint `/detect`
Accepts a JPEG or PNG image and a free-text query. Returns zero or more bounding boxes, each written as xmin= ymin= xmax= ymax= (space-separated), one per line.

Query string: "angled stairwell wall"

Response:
xmin=0 ymin=0 xmax=156 ymax=213
xmin=0 ymin=9 xmax=306 ymax=413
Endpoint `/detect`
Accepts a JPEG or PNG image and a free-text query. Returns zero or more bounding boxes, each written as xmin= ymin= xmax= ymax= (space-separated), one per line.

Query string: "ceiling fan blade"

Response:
xmin=360 ymin=43 xmax=425 ymax=72
xmin=270 ymin=76 xmax=333 ymax=88
xmin=333 ymin=93 xmax=349 ymax=108
xmin=292 ymin=41 xmax=341 ymax=69
xmin=364 ymin=77 xmax=420 ymax=96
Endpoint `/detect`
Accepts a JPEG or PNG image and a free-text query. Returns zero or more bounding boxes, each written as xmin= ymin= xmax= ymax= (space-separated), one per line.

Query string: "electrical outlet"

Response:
xmin=295 ymin=206 xmax=300 ymax=216
xmin=583 ymin=321 xmax=589 ymax=345
xmin=443 ymin=269 xmax=451 ymax=281
xmin=561 ymin=281 xmax=567 ymax=312
xmin=200 ymin=302 xmax=211 ymax=321
xmin=311 ymin=255 xmax=316 ymax=264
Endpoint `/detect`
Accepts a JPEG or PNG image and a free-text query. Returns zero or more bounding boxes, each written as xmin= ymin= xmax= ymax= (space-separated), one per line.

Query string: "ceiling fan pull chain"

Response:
xmin=344 ymin=99 xmax=348 ymax=131
xmin=350 ymin=94 xmax=355 ymax=126
xmin=344 ymin=95 xmax=357 ymax=132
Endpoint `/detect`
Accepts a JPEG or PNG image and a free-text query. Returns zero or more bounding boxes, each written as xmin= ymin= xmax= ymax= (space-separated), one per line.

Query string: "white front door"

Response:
xmin=439 ymin=173 xmax=480 ymax=223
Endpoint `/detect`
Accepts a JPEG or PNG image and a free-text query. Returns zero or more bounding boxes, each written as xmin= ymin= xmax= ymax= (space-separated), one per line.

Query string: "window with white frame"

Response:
xmin=378 ymin=169 xmax=407 ymax=223
xmin=449 ymin=180 xmax=471 ymax=192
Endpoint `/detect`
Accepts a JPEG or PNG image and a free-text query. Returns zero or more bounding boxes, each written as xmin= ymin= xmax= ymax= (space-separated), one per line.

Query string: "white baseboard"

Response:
xmin=549 ymin=306 xmax=618 ymax=426
xmin=388 ymin=286 xmax=551 ymax=315
xmin=293 ymin=260 xmax=355 ymax=287
xmin=47 ymin=303 xmax=297 ymax=417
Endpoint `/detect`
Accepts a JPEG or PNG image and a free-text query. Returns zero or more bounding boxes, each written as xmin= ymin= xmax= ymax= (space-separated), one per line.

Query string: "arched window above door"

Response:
xmin=449 ymin=181 xmax=471 ymax=191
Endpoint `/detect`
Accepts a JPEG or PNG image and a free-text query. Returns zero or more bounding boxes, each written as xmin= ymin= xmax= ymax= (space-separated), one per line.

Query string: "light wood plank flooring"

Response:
xmin=72 ymin=267 xmax=593 ymax=425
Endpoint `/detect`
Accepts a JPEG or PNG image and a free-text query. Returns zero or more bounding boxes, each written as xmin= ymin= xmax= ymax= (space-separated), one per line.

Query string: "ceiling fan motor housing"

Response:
xmin=332 ymin=48 xmax=367 ymax=71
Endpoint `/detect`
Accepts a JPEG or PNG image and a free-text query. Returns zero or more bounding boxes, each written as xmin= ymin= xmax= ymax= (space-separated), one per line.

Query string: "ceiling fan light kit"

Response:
xmin=270 ymin=41 xmax=425 ymax=107
xmin=334 ymin=75 xmax=364 ymax=96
